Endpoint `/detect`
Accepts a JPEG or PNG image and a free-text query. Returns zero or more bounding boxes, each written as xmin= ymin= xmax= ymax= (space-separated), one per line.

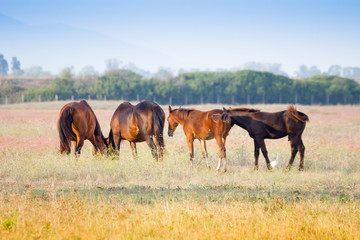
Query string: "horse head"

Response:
xmin=167 ymin=106 xmax=179 ymax=137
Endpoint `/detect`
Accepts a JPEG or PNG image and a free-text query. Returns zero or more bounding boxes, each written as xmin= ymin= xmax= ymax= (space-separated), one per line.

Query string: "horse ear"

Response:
xmin=168 ymin=106 xmax=172 ymax=113
xmin=223 ymin=107 xmax=227 ymax=111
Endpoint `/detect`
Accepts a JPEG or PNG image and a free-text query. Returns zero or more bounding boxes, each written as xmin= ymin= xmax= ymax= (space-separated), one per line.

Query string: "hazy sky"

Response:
xmin=1 ymin=0 xmax=359 ymax=75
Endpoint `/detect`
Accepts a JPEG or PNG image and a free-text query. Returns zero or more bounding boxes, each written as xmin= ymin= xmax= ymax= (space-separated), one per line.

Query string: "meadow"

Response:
xmin=0 ymin=101 xmax=360 ymax=239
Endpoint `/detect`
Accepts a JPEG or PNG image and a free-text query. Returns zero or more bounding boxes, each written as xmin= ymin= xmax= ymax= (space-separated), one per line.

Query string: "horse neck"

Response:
xmin=173 ymin=111 xmax=189 ymax=125
xmin=229 ymin=112 xmax=252 ymax=131
xmin=94 ymin=121 xmax=105 ymax=141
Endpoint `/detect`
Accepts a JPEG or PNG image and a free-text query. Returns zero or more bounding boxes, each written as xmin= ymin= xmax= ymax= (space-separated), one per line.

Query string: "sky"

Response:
xmin=0 ymin=0 xmax=359 ymax=76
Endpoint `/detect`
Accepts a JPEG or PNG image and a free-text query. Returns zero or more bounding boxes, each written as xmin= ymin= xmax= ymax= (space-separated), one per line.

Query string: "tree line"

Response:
xmin=1 ymin=68 xmax=360 ymax=105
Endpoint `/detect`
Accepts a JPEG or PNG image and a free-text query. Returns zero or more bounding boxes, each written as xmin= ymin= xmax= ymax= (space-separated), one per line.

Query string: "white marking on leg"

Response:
xmin=216 ymin=157 xmax=222 ymax=171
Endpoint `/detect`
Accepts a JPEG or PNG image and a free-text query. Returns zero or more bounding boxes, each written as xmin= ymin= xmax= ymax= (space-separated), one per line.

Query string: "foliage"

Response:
xmin=25 ymin=68 xmax=75 ymax=101
xmin=0 ymin=54 xmax=9 ymax=76
xmin=11 ymin=57 xmax=23 ymax=76
xmin=2 ymin=69 xmax=360 ymax=105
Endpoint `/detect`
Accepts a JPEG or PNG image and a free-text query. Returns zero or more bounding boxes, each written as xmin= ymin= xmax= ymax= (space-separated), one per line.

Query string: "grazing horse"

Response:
xmin=108 ymin=101 xmax=165 ymax=160
xmin=57 ymin=100 xmax=107 ymax=156
xmin=167 ymin=106 xmax=231 ymax=172
xmin=223 ymin=105 xmax=309 ymax=171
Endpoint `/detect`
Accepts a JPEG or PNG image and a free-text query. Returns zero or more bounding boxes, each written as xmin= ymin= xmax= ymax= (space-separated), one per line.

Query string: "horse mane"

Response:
xmin=173 ymin=108 xmax=195 ymax=119
xmin=230 ymin=107 xmax=260 ymax=112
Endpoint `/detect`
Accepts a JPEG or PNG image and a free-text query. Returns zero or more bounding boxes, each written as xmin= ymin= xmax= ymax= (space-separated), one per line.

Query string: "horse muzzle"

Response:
xmin=168 ymin=129 xmax=173 ymax=137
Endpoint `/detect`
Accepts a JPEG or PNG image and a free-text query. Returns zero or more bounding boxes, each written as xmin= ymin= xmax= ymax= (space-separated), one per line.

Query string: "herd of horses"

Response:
xmin=57 ymin=100 xmax=309 ymax=172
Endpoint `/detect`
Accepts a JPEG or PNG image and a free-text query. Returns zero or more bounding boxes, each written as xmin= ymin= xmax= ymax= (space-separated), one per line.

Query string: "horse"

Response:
xmin=57 ymin=100 xmax=107 ymax=156
xmin=223 ymin=105 xmax=309 ymax=171
xmin=167 ymin=106 xmax=231 ymax=172
xmin=108 ymin=101 xmax=165 ymax=160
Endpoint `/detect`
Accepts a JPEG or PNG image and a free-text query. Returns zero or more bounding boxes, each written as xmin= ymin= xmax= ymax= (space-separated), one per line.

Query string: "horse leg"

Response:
xmin=257 ymin=138 xmax=272 ymax=170
xmin=145 ymin=136 xmax=158 ymax=161
xmin=254 ymin=139 xmax=260 ymax=170
xmin=186 ymin=136 xmax=194 ymax=167
xmin=130 ymin=142 xmax=137 ymax=160
xmin=215 ymin=136 xmax=227 ymax=172
xmin=75 ymin=136 xmax=85 ymax=157
xmin=200 ymin=140 xmax=210 ymax=169
xmin=298 ymin=138 xmax=305 ymax=171
xmin=89 ymin=135 xmax=99 ymax=155
xmin=286 ymin=140 xmax=299 ymax=171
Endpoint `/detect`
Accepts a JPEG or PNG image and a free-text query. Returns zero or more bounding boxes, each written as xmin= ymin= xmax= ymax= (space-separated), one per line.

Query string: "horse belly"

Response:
xmin=204 ymin=131 xmax=214 ymax=140
xmin=123 ymin=128 xmax=145 ymax=142
xmin=195 ymin=130 xmax=213 ymax=140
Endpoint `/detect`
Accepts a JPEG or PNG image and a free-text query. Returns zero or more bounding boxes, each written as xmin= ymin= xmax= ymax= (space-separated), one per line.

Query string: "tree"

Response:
xmin=78 ymin=65 xmax=98 ymax=77
xmin=0 ymin=54 xmax=9 ymax=76
xmin=343 ymin=67 xmax=360 ymax=79
xmin=153 ymin=67 xmax=174 ymax=81
xmin=295 ymin=65 xmax=322 ymax=78
xmin=327 ymin=65 xmax=342 ymax=76
xmin=11 ymin=57 xmax=24 ymax=76
xmin=105 ymin=58 xmax=121 ymax=72
xmin=23 ymin=66 xmax=52 ymax=77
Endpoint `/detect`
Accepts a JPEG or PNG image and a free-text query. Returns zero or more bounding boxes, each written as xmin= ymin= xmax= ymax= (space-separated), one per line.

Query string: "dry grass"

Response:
xmin=1 ymin=194 xmax=360 ymax=239
xmin=0 ymin=101 xmax=360 ymax=238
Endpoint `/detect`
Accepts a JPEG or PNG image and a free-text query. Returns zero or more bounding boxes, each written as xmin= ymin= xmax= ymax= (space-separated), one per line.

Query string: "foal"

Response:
xmin=167 ymin=106 xmax=231 ymax=172
xmin=223 ymin=105 xmax=309 ymax=170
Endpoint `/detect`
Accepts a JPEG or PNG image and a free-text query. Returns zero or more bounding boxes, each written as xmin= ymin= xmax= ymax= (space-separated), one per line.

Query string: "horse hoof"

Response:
xmin=298 ymin=167 xmax=304 ymax=171
xmin=253 ymin=166 xmax=259 ymax=171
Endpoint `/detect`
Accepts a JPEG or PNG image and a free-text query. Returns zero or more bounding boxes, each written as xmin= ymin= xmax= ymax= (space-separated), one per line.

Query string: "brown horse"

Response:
xmin=108 ymin=101 xmax=165 ymax=160
xmin=167 ymin=106 xmax=231 ymax=172
xmin=223 ymin=105 xmax=309 ymax=171
xmin=57 ymin=100 xmax=107 ymax=156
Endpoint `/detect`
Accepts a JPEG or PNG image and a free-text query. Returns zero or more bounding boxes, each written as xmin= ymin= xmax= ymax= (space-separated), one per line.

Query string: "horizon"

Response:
xmin=1 ymin=0 xmax=359 ymax=77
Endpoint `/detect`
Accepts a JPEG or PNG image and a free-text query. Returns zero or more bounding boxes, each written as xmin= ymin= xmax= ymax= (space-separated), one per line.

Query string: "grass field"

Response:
xmin=1 ymin=101 xmax=360 ymax=239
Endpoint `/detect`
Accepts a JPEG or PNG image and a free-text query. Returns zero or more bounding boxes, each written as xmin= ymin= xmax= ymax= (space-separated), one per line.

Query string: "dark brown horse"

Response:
xmin=108 ymin=101 xmax=165 ymax=160
xmin=57 ymin=100 xmax=107 ymax=156
xmin=167 ymin=107 xmax=231 ymax=172
xmin=223 ymin=105 xmax=309 ymax=170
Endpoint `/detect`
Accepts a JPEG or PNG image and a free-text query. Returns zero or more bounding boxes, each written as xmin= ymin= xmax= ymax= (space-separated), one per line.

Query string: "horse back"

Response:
xmin=69 ymin=101 xmax=98 ymax=138
xmin=110 ymin=101 xmax=165 ymax=142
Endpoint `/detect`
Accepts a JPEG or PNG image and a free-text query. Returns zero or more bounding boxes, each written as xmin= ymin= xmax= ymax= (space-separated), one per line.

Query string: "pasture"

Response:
xmin=0 ymin=101 xmax=360 ymax=239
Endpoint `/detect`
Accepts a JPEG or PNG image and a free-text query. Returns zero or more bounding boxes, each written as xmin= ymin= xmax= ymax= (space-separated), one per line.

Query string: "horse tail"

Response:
xmin=108 ymin=128 xmax=115 ymax=150
xmin=220 ymin=112 xmax=230 ymax=123
xmin=288 ymin=105 xmax=309 ymax=123
xmin=153 ymin=105 xmax=165 ymax=148
xmin=211 ymin=112 xmax=231 ymax=124
xmin=153 ymin=106 xmax=165 ymax=137
xmin=58 ymin=106 xmax=76 ymax=153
